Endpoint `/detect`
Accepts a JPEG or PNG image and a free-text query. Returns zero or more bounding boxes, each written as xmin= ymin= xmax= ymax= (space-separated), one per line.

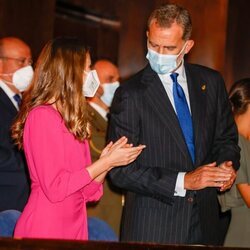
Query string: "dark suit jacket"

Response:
xmin=0 ymin=87 xmax=29 ymax=211
xmin=108 ymin=63 xmax=240 ymax=245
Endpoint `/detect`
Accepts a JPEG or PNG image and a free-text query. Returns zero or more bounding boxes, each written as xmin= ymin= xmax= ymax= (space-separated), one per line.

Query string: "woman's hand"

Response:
xmin=86 ymin=137 xmax=145 ymax=180
xmin=101 ymin=136 xmax=146 ymax=170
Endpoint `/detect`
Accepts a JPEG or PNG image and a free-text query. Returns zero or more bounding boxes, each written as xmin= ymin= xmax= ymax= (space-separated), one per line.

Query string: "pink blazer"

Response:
xmin=14 ymin=105 xmax=103 ymax=240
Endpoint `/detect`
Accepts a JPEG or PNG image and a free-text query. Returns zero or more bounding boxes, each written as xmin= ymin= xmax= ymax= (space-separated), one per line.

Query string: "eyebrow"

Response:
xmin=149 ymin=40 xmax=177 ymax=50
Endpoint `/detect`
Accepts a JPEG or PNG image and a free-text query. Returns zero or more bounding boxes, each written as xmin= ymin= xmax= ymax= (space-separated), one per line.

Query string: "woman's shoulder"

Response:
xmin=27 ymin=105 xmax=62 ymax=124
xmin=238 ymin=135 xmax=250 ymax=170
xmin=239 ymin=135 xmax=250 ymax=159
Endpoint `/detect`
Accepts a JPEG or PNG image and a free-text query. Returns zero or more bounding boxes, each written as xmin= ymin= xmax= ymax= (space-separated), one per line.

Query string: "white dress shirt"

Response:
xmin=158 ymin=61 xmax=191 ymax=112
xmin=158 ymin=62 xmax=191 ymax=197
xmin=0 ymin=79 xmax=20 ymax=110
xmin=89 ymin=101 xmax=108 ymax=121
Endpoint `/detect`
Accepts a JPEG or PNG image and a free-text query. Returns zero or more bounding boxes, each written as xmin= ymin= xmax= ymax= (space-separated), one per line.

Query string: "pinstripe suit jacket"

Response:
xmin=108 ymin=63 xmax=240 ymax=245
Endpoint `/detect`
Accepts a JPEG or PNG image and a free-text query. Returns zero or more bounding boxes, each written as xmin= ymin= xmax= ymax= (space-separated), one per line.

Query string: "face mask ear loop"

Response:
xmin=0 ymin=72 xmax=13 ymax=77
xmin=175 ymin=42 xmax=188 ymax=68
xmin=179 ymin=42 xmax=188 ymax=55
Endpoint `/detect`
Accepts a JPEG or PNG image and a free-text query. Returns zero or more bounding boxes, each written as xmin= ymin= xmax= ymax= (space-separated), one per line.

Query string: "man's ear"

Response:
xmin=185 ymin=40 xmax=194 ymax=54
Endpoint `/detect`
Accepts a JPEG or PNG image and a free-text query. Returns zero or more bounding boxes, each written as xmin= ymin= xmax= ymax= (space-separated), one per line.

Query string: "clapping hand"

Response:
xmin=184 ymin=161 xmax=234 ymax=190
xmin=101 ymin=136 xmax=146 ymax=170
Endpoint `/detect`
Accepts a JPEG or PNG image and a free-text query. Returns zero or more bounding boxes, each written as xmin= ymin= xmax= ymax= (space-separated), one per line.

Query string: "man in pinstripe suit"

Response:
xmin=108 ymin=4 xmax=240 ymax=245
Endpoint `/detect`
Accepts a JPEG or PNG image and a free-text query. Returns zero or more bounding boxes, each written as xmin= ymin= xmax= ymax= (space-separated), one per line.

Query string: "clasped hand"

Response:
xmin=184 ymin=161 xmax=236 ymax=191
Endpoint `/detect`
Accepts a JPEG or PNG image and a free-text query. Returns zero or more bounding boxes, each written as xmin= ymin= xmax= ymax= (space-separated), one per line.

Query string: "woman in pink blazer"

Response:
xmin=12 ymin=37 xmax=145 ymax=240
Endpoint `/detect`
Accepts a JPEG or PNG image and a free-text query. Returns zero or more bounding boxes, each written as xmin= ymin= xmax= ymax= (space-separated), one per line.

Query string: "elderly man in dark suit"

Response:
xmin=108 ymin=4 xmax=240 ymax=246
xmin=0 ymin=37 xmax=32 ymax=212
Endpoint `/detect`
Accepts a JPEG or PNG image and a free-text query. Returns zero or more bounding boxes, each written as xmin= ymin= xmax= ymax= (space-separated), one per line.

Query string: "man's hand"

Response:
xmin=218 ymin=161 xmax=236 ymax=191
xmin=184 ymin=162 xmax=234 ymax=190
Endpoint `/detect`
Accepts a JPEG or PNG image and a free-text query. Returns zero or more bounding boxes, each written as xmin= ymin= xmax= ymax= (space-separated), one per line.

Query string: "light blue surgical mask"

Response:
xmin=146 ymin=43 xmax=187 ymax=74
xmin=101 ymin=81 xmax=120 ymax=107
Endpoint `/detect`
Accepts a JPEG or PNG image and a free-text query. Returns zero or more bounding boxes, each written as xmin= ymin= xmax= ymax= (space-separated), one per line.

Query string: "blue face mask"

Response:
xmin=100 ymin=81 xmax=120 ymax=107
xmin=146 ymin=43 xmax=187 ymax=74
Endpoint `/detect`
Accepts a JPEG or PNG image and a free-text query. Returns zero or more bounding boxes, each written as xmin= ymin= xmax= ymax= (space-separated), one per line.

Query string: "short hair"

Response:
xmin=229 ymin=78 xmax=250 ymax=116
xmin=147 ymin=4 xmax=192 ymax=40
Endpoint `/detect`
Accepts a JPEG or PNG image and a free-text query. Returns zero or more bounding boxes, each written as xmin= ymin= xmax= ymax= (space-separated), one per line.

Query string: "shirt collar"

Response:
xmin=89 ymin=101 xmax=108 ymax=121
xmin=0 ymin=79 xmax=21 ymax=110
xmin=174 ymin=60 xmax=186 ymax=80
xmin=0 ymin=79 xmax=17 ymax=100
xmin=158 ymin=60 xmax=186 ymax=83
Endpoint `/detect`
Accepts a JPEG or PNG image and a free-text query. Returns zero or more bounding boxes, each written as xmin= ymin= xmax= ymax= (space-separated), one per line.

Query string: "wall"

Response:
xmin=0 ymin=0 xmax=250 ymax=87
xmin=0 ymin=0 xmax=56 ymax=60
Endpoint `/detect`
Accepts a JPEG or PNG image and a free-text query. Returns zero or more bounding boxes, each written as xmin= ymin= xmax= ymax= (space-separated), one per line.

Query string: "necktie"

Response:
xmin=13 ymin=94 xmax=21 ymax=107
xmin=170 ymin=72 xmax=195 ymax=163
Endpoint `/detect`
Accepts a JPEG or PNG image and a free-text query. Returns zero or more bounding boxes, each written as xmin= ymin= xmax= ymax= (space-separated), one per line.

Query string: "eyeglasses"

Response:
xmin=0 ymin=56 xmax=33 ymax=66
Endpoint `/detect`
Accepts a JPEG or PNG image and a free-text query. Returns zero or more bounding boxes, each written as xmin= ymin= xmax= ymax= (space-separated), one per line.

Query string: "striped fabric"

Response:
xmin=108 ymin=63 xmax=240 ymax=245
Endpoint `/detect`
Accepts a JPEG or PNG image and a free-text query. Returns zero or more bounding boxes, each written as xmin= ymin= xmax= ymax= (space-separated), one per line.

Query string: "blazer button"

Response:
xmin=187 ymin=197 xmax=194 ymax=203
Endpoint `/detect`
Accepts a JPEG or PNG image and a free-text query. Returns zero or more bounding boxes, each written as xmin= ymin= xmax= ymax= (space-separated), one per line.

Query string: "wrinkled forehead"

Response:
xmin=147 ymin=20 xmax=185 ymax=47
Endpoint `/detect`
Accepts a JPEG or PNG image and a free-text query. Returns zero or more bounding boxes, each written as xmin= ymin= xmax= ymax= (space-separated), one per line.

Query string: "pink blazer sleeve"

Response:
xmin=80 ymin=141 xmax=103 ymax=202
xmin=25 ymin=107 xmax=103 ymax=203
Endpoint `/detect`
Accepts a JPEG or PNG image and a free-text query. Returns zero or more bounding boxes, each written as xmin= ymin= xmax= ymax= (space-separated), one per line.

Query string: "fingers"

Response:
xmin=220 ymin=168 xmax=236 ymax=192
xmin=109 ymin=144 xmax=146 ymax=168
xmin=184 ymin=162 xmax=234 ymax=190
xmin=207 ymin=161 xmax=217 ymax=167
xmin=220 ymin=181 xmax=234 ymax=192
xmin=100 ymin=141 xmax=113 ymax=158
xmin=217 ymin=161 xmax=236 ymax=191
xmin=104 ymin=141 xmax=113 ymax=150
xmin=123 ymin=151 xmax=142 ymax=165
xmin=225 ymin=161 xmax=233 ymax=167
xmin=108 ymin=136 xmax=128 ymax=152
xmin=120 ymin=145 xmax=146 ymax=161
xmin=219 ymin=161 xmax=233 ymax=170
xmin=112 ymin=136 xmax=128 ymax=146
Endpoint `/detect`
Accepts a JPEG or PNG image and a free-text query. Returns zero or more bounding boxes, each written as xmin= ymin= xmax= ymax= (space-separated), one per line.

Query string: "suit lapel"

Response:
xmin=142 ymin=65 xmax=190 ymax=161
xmin=0 ymin=87 xmax=17 ymax=116
xmin=185 ymin=63 xmax=207 ymax=166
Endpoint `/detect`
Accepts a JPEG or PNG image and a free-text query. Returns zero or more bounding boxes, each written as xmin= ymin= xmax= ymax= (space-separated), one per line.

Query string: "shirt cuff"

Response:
xmin=174 ymin=172 xmax=186 ymax=197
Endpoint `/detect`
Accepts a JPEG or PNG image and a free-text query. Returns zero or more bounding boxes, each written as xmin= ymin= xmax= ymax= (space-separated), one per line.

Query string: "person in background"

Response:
xmin=0 ymin=37 xmax=32 ymax=212
xmin=87 ymin=59 xmax=122 ymax=237
xmin=219 ymin=78 xmax=250 ymax=247
xmin=88 ymin=59 xmax=120 ymax=118
xmin=108 ymin=3 xmax=240 ymax=245
xmin=11 ymin=37 xmax=145 ymax=240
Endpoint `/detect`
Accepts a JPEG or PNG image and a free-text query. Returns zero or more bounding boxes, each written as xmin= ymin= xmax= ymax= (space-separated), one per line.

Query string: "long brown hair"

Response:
xmin=12 ymin=37 xmax=90 ymax=149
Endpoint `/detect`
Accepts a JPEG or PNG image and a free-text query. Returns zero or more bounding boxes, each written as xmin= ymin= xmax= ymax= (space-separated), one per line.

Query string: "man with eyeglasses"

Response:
xmin=0 ymin=37 xmax=32 ymax=213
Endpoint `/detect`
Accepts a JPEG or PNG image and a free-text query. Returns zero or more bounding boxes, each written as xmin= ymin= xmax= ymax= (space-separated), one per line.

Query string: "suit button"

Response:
xmin=187 ymin=197 xmax=194 ymax=203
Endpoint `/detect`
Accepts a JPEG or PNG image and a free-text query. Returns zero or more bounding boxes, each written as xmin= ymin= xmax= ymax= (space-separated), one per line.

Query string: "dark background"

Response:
xmin=0 ymin=0 xmax=249 ymax=89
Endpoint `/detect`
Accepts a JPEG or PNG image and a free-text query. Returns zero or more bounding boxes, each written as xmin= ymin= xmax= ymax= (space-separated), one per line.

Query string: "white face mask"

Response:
xmin=0 ymin=65 xmax=34 ymax=91
xmin=146 ymin=42 xmax=187 ymax=74
xmin=100 ymin=81 xmax=120 ymax=107
xmin=83 ymin=70 xmax=100 ymax=97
